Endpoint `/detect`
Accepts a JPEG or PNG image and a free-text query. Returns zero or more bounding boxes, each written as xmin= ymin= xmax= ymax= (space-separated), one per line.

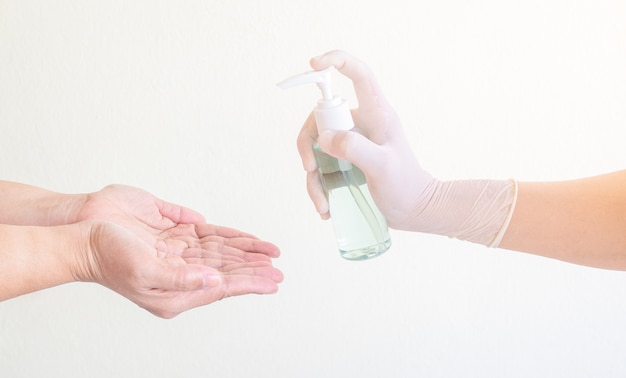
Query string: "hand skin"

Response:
xmin=297 ymin=50 xmax=626 ymax=271
xmin=0 ymin=181 xmax=206 ymax=229
xmin=0 ymin=182 xmax=283 ymax=318
xmin=0 ymin=181 xmax=87 ymax=226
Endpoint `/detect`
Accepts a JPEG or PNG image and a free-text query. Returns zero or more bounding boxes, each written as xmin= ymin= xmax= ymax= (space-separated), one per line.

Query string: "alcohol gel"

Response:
xmin=278 ymin=67 xmax=391 ymax=260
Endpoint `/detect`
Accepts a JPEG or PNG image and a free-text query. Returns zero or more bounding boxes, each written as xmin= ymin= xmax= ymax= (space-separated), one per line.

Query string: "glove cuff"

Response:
xmin=412 ymin=178 xmax=518 ymax=247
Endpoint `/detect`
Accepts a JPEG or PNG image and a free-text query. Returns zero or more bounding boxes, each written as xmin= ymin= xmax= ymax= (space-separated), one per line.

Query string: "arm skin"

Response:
xmin=0 ymin=223 xmax=88 ymax=301
xmin=297 ymin=50 xmax=626 ymax=271
xmin=500 ymin=172 xmax=626 ymax=270
xmin=0 ymin=182 xmax=283 ymax=318
xmin=0 ymin=181 xmax=86 ymax=226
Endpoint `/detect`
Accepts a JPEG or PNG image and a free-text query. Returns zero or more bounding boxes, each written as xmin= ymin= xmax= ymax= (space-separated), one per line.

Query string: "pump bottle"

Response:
xmin=278 ymin=67 xmax=391 ymax=260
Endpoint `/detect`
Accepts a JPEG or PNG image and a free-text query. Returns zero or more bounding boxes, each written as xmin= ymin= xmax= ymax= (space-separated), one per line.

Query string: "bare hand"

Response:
xmin=70 ymin=185 xmax=282 ymax=317
xmin=78 ymin=220 xmax=282 ymax=318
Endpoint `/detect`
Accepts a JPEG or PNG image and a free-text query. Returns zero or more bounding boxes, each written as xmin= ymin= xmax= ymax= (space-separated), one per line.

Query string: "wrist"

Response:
xmin=66 ymin=220 xmax=99 ymax=283
xmin=0 ymin=181 xmax=87 ymax=226
xmin=0 ymin=223 xmax=91 ymax=300
xmin=407 ymin=178 xmax=518 ymax=247
xmin=42 ymin=193 xmax=89 ymax=226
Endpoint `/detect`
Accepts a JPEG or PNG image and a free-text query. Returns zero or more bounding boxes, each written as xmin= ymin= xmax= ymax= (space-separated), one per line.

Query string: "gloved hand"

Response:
xmin=297 ymin=50 xmax=517 ymax=247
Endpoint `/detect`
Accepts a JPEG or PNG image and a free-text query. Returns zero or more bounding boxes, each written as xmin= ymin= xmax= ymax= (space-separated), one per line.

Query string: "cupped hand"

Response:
xmin=296 ymin=50 xmax=434 ymax=230
xmin=71 ymin=185 xmax=282 ymax=317
xmin=75 ymin=185 xmax=278 ymax=257
xmin=75 ymin=184 xmax=206 ymax=242
xmin=77 ymin=220 xmax=282 ymax=318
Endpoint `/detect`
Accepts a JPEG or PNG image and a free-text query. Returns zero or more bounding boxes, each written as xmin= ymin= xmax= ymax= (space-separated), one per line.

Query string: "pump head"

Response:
xmin=277 ymin=67 xmax=335 ymax=102
xmin=278 ymin=66 xmax=354 ymax=132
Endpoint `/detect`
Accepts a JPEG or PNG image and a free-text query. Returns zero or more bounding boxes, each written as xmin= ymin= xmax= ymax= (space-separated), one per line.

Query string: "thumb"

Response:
xmin=317 ymin=130 xmax=385 ymax=175
xmin=158 ymin=200 xmax=207 ymax=225
xmin=148 ymin=263 xmax=222 ymax=292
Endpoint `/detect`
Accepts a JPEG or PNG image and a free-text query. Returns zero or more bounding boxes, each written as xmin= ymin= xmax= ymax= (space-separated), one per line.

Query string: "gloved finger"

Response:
xmin=296 ymin=112 xmax=319 ymax=172
xmin=306 ymin=170 xmax=330 ymax=219
xmin=310 ymin=50 xmax=390 ymax=112
xmin=317 ymin=129 xmax=386 ymax=178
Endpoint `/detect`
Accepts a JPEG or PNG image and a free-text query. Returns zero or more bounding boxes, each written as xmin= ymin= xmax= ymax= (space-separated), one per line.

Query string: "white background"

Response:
xmin=1 ymin=1 xmax=625 ymax=377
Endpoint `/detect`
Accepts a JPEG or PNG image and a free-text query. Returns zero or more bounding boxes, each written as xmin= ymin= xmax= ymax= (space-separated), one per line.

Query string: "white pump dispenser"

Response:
xmin=278 ymin=67 xmax=391 ymax=261
xmin=278 ymin=67 xmax=354 ymax=133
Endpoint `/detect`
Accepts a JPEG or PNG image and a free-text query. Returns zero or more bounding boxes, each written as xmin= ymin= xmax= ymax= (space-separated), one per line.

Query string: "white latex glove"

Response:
xmin=297 ymin=50 xmax=517 ymax=247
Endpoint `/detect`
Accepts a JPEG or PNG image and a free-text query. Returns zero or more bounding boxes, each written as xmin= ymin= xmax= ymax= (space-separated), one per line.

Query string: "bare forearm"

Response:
xmin=500 ymin=170 xmax=626 ymax=270
xmin=0 ymin=223 xmax=87 ymax=301
xmin=0 ymin=181 xmax=86 ymax=226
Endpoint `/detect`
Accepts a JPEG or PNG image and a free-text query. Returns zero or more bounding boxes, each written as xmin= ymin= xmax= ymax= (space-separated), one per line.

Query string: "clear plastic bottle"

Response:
xmin=278 ymin=67 xmax=391 ymax=260
xmin=314 ymin=143 xmax=391 ymax=260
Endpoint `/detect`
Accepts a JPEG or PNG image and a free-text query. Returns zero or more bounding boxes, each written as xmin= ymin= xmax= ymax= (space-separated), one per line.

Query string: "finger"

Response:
xmin=181 ymin=254 xmax=271 ymax=268
xmin=194 ymin=223 xmax=259 ymax=240
xmin=296 ymin=112 xmax=319 ymax=172
xmin=223 ymin=276 xmax=280 ymax=297
xmin=195 ymin=234 xmax=281 ymax=258
xmin=297 ymin=112 xmax=329 ymax=219
xmin=156 ymin=274 xmax=281 ymax=317
xmin=180 ymin=246 xmax=256 ymax=263
xmin=220 ymin=237 xmax=281 ymax=257
xmin=181 ymin=244 xmax=275 ymax=263
xmin=145 ymin=261 xmax=222 ymax=292
xmin=158 ymin=200 xmax=206 ymax=225
xmin=317 ymin=129 xmax=386 ymax=177
xmin=216 ymin=262 xmax=284 ymax=300
xmin=310 ymin=50 xmax=388 ymax=111
xmin=221 ymin=262 xmax=284 ymax=283
xmin=198 ymin=244 xmax=273 ymax=262
xmin=138 ymin=264 xmax=283 ymax=318
xmin=158 ymin=228 xmax=281 ymax=260
xmin=306 ymin=170 xmax=330 ymax=219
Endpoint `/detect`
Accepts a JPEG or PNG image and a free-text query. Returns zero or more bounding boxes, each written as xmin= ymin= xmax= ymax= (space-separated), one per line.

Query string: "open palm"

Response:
xmin=71 ymin=185 xmax=282 ymax=317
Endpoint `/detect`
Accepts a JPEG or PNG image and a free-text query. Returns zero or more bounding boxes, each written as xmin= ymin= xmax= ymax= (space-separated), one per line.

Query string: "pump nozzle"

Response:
xmin=277 ymin=67 xmax=335 ymax=101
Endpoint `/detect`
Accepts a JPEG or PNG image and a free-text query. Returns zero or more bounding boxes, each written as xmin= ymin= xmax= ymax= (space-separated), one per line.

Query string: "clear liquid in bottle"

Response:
xmin=314 ymin=144 xmax=391 ymax=260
